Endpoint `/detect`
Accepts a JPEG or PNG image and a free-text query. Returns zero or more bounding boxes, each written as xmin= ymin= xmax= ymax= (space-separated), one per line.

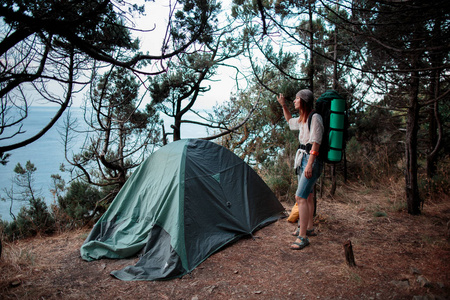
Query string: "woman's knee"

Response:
xmin=296 ymin=196 xmax=307 ymax=205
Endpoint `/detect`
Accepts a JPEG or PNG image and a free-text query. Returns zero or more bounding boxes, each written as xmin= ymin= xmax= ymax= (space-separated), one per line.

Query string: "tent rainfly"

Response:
xmin=80 ymin=139 xmax=286 ymax=281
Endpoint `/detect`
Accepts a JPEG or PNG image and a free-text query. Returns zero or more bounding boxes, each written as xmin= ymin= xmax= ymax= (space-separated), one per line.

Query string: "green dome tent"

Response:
xmin=80 ymin=139 xmax=285 ymax=281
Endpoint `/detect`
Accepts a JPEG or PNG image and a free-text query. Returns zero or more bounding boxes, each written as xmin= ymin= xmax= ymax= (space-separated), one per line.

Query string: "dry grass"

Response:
xmin=1 ymin=180 xmax=449 ymax=299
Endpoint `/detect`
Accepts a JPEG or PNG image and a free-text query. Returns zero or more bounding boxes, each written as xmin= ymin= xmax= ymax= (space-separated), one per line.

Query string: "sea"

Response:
xmin=0 ymin=106 xmax=210 ymax=222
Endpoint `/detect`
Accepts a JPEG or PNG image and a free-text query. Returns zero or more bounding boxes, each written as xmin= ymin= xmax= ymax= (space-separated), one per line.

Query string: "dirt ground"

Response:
xmin=1 ymin=182 xmax=449 ymax=299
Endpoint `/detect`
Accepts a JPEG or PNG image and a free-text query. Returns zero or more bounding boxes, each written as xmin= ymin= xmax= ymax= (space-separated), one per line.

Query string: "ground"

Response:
xmin=1 ymin=182 xmax=449 ymax=299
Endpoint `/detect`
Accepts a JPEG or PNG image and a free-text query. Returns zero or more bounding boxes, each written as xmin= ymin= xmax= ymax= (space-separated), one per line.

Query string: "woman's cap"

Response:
xmin=296 ymin=89 xmax=313 ymax=103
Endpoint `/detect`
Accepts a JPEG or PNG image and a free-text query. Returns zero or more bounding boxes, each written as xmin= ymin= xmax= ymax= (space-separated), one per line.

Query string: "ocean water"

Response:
xmin=0 ymin=106 xmax=85 ymax=221
xmin=0 ymin=106 xmax=210 ymax=222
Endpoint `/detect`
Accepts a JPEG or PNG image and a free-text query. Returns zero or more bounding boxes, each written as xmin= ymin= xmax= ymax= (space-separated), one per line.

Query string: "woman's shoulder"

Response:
xmin=289 ymin=116 xmax=300 ymax=123
xmin=311 ymin=112 xmax=323 ymax=123
xmin=288 ymin=117 xmax=301 ymax=129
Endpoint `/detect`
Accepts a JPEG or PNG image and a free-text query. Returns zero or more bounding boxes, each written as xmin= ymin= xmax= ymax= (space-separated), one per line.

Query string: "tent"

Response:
xmin=80 ymin=139 xmax=285 ymax=281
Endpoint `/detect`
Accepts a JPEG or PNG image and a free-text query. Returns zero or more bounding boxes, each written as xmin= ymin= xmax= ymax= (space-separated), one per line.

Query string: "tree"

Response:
xmin=13 ymin=161 xmax=39 ymax=203
xmin=148 ymin=3 xmax=248 ymax=142
xmin=63 ymin=67 xmax=161 ymax=205
xmin=1 ymin=161 xmax=54 ymax=239
xmin=0 ymin=0 xmax=216 ymax=157
xmin=0 ymin=0 xmax=134 ymax=154
xmin=425 ymin=10 xmax=448 ymax=179
xmin=3 ymin=161 xmax=40 ymax=220
xmin=349 ymin=0 xmax=450 ymax=214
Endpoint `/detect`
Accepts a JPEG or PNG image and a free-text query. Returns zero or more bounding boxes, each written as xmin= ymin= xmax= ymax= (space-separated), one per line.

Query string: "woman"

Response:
xmin=277 ymin=89 xmax=323 ymax=250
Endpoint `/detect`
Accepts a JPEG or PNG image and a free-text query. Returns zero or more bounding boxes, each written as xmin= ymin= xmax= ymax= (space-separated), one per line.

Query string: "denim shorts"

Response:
xmin=295 ymin=154 xmax=323 ymax=199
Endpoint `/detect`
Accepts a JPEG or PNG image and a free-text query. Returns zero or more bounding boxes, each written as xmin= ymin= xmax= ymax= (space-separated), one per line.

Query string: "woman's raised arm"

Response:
xmin=277 ymin=93 xmax=292 ymax=122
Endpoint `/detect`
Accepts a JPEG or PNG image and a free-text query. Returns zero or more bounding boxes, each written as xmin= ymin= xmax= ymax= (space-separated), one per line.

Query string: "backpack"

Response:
xmin=307 ymin=90 xmax=347 ymax=164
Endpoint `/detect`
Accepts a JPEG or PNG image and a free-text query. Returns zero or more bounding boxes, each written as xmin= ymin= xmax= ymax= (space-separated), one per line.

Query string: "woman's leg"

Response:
xmin=291 ymin=195 xmax=310 ymax=250
xmin=297 ymin=195 xmax=309 ymax=237
xmin=307 ymin=192 xmax=314 ymax=230
xmin=293 ymin=191 xmax=315 ymax=235
xmin=291 ymin=155 xmax=322 ymax=249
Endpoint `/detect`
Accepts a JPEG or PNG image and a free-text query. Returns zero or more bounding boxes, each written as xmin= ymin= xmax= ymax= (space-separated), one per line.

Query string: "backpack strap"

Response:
xmin=307 ymin=110 xmax=317 ymax=131
xmin=300 ymin=111 xmax=318 ymax=153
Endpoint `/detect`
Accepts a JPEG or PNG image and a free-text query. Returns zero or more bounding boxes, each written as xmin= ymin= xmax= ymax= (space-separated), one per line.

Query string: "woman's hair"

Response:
xmin=299 ymin=97 xmax=314 ymax=123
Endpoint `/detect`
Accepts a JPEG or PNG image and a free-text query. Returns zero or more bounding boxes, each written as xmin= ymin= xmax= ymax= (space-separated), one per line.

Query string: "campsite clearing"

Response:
xmin=1 ymin=182 xmax=449 ymax=299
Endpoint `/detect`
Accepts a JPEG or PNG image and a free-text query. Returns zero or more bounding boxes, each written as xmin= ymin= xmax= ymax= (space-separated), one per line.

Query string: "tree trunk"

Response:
xmin=313 ymin=184 xmax=317 ymax=216
xmin=319 ymin=166 xmax=324 ymax=198
xmin=330 ymin=164 xmax=337 ymax=196
xmin=343 ymin=148 xmax=347 ymax=183
xmin=426 ymin=83 xmax=441 ymax=179
xmin=307 ymin=0 xmax=315 ymax=91
xmin=426 ymin=17 xmax=443 ymax=179
xmin=173 ymin=118 xmax=181 ymax=141
xmin=329 ymin=18 xmax=338 ymax=196
xmin=162 ymin=122 xmax=168 ymax=145
xmin=405 ymin=70 xmax=421 ymax=215
xmin=332 ymin=21 xmax=338 ymax=90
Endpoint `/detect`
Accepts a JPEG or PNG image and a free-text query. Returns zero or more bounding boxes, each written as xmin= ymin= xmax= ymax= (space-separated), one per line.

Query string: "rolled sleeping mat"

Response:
xmin=328 ymin=98 xmax=346 ymax=162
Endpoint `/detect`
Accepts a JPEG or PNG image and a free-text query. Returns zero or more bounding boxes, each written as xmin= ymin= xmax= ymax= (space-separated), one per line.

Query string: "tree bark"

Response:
xmin=173 ymin=118 xmax=181 ymax=141
xmin=426 ymin=82 xmax=441 ymax=179
xmin=330 ymin=164 xmax=337 ymax=196
xmin=307 ymin=0 xmax=315 ymax=91
xmin=329 ymin=16 xmax=338 ymax=196
xmin=426 ymin=16 xmax=444 ymax=179
xmin=405 ymin=69 xmax=421 ymax=215
xmin=343 ymin=148 xmax=348 ymax=183
xmin=343 ymin=240 xmax=356 ymax=267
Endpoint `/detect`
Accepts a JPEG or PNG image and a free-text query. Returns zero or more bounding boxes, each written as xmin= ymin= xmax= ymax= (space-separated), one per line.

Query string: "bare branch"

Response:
xmin=0 ymin=47 xmax=75 ymax=153
xmin=201 ymin=91 xmax=261 ymax=141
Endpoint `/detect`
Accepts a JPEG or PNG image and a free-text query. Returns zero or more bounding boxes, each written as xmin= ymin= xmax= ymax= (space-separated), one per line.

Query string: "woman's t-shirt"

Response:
xmin=288 ymin=113 xmax=324 ymax=146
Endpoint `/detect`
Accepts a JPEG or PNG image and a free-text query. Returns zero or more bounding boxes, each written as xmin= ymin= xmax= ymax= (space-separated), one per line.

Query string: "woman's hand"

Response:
xmin=304 ymin=163 xmax=313 ymax=179
xmin=277 ymin=93 xmax=292 ymax=121
xmin=305 ymin=142 xmax=319 ymax=179
xmin=277 ymin=93 xmax=286 ymax=107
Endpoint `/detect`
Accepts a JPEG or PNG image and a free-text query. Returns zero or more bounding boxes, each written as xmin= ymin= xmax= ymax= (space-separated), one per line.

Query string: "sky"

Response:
xmin=84 ymin=0 xmax=244 ymax=111
xmin=57 ymin=1 xmax=243 ymax=127
xmin=137 ymin=0 xmax=242 ymax=109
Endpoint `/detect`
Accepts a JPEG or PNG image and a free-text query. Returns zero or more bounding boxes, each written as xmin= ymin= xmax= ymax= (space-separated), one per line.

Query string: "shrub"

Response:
xmin=345 ymin=136 xmax=403 ymax=185
xmin=58 ymin=181 xmax=103 ymax=226
xmin=1 ymin=197 xmax=54 ymax=241
xmin=263 ymin=157 xmax=296 ymax=203
xmin=418 ymin=155 xmax=450 ymax=202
